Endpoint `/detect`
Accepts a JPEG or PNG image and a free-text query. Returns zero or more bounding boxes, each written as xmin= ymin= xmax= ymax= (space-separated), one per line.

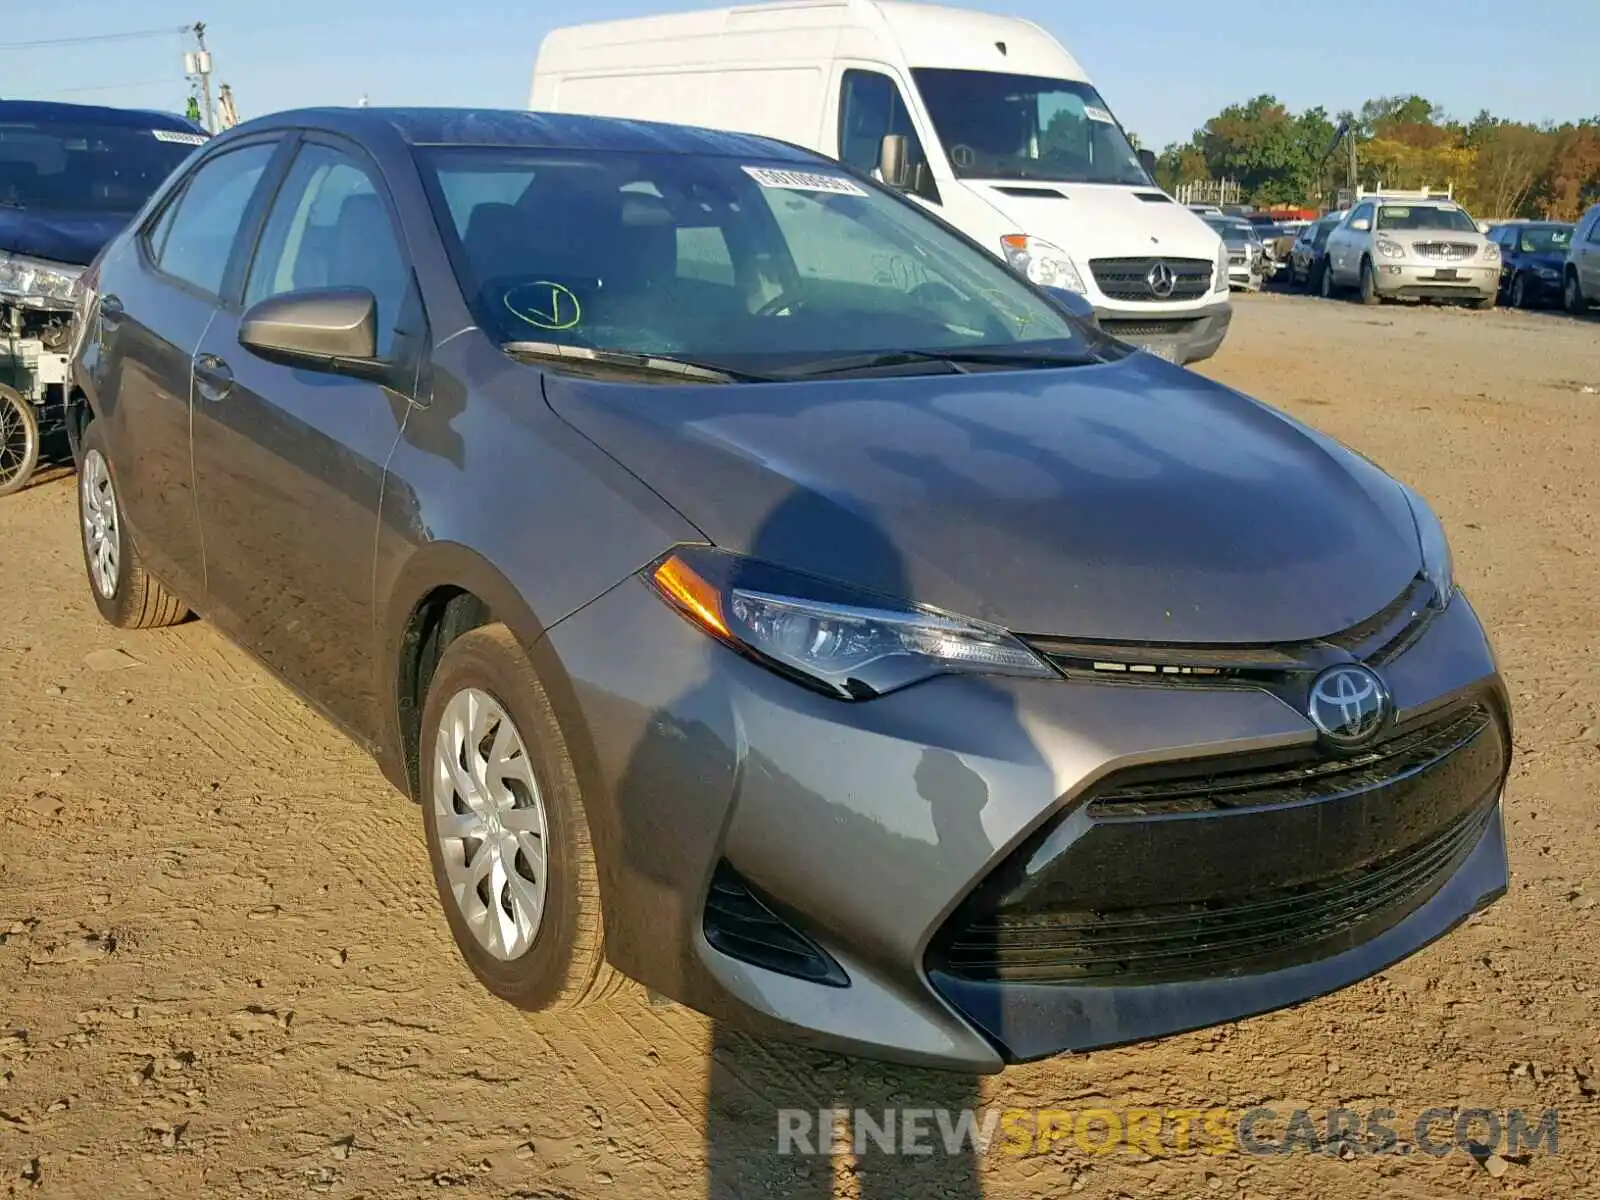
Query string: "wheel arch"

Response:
xmin=378 ymin=542 xmax=602 ymax=816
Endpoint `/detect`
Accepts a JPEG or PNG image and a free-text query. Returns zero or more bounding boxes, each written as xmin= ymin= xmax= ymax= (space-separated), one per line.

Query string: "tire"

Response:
xmin=1566 ymin=270 xmax=1587 ymax=314
xmin=1359 ymin=257 xmax=1382 ymax=306
xmin=1509 ymin=273 xmax=1530 ymax=309
xmin=77 ymin=420 xmax=189 ymax=629
xmin=418 ymin=623 xmax=624 ymax=1012
xmin=0 ymin=384 xmax=40 ymax=498
xmin=1316 ymin=258 xmax=1335 ymax=299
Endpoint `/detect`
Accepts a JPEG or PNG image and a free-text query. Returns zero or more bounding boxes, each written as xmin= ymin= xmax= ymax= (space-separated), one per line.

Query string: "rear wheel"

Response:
xmin=419 ymin=623 xmax=624 ymax=1012
xmin=1359 ymin=257 xmax=1382 ymax=306
xmin=77 ymin=421 xmax=189 ymax=629
xmin=0 ymin=385 xmax=40 ymax=498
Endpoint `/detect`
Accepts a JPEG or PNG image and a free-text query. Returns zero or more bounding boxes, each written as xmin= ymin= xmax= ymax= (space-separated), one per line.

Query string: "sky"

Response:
xmin=5 ymin=0 xmax=1596 ymax=150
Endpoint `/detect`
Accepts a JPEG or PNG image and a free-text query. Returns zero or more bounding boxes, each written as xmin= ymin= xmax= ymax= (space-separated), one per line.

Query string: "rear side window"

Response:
xmin=147 ymin=142 xmax=275 ymax=297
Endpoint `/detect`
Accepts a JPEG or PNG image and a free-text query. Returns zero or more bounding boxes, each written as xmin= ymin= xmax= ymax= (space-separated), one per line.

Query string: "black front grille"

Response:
xmin=1090 ymin=703 xmax=1491 ymax=818
xmin=927 ymin=699 xmax=1508 ymax=987
xmin=703 ymin=862 xmax=847 ymax=987
xmin=935 ymin=802 xmax=1493 ymax=985
xmin=1091 ymin=257 xmax=1213 ymax=301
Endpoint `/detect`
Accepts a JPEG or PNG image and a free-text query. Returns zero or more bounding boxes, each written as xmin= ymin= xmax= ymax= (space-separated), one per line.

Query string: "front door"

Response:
xmin=189 ymin=136 xmax=423 ymax=743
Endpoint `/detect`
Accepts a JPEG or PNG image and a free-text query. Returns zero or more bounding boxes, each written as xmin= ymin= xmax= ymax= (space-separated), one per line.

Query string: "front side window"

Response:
xmin=1349 ymin=204 xmax=1374 ymax=227
xmin=150 ymin=142 xmax=276 ymax=297
xmin=0 ymin=117 xmax=202 ymax=215
xmin=838 ymin=70 xmax=935 ymax=201
xmin=419 ymin=147 xmax=1090 ymax=373
xmin=912 ymin=69 xmax=1148 ymax=187
xmin=1374 ymin=205 xmax=1478 ymax=233
xmin=244 ymin=142 xmax=408 ymax=354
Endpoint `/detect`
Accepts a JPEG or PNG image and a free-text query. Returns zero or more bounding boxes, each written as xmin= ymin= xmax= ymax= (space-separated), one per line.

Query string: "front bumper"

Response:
xmin=1373 ymin=261 xmax=1498 ymax=300
xmin=542 ymin=581 xmax=1509 ymax=1073
xmin=1093 ymin=299 xmax=1233 ymax=365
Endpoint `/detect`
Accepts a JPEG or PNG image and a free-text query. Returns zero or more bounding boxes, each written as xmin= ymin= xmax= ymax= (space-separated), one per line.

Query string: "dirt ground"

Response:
xmin=2 ymin=292 xmax=1598 ymax=1200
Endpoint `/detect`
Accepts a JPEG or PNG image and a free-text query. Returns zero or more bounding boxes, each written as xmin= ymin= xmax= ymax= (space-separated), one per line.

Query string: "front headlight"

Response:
xmin=1537 ymin=266 xmax=1562 ymax=281
xmin=647 ymin=546 xmax=1055 ymax=699
xmin=1482 ymin=243 xmax=1500 ymax=262
xmin=1399 ymin=483 xmax=1454 ymax=609
xmin=0 ymin=250 xmax=83 ymax=311
xmin=1376 ymin=238 xmax=1407 ymax=259
xmin=1214 ymin=240 xmax=1228 ymax=293
xmin=999 ymin=235 xmax=1086 ymax=294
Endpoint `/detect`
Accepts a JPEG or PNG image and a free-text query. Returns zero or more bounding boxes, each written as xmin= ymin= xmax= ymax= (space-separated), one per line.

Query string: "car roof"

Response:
xmin=234 ymin=106 xmax=819 ymax=163
xmin=0 ymin=98 xmax=205 ymax=132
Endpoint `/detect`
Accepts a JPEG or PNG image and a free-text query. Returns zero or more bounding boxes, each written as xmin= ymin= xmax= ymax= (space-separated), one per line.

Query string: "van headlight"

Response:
xmin=647 ymin=546 xmax=1055 ymax=699
xmin=1000 ymin=235 xmax=1086 ymax=294
xmin=1214 ymin=241 xmax=1228 ymax=293
xmin=0 ymin=251 xmax=83 ymax=311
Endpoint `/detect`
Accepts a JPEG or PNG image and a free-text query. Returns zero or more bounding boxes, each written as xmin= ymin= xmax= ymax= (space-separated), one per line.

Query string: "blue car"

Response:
xmin=1488 ymin=221 xmax=1574 ymax=309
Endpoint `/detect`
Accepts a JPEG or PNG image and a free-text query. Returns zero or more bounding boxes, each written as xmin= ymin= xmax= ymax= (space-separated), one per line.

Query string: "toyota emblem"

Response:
xmin=1306 ymin=664 xmax=1391 ymax=748
xmin=1145 ymin=260 xmax=1176 ymax=298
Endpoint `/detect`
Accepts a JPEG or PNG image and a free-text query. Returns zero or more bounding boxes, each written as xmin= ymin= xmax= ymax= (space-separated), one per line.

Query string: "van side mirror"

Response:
xmin=1137 ymin=148 xmax=1157 ymax=176
xmin=877 ymin=134 xmax=910 ymax=190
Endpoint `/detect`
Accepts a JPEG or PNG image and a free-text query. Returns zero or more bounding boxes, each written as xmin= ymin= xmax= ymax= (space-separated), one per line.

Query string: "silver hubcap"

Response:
xmin=432 ymin=688 xmax=549 ymax=960
xmin=81 ymin=449 xmax=121 ymax=599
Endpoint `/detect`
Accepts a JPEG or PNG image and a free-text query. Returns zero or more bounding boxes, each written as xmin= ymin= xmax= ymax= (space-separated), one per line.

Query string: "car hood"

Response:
xmin=544 ymin=356 xmax=1423 ymax=643
xmin=0 ymin=209 xmax=132 ymax=266
xmin=963 ymin=180 xmax=1223 ymax=261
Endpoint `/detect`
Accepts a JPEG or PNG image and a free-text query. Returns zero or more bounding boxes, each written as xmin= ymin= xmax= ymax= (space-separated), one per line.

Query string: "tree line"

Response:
xmin=1149 ymin=94 xmax=1600 ymax=220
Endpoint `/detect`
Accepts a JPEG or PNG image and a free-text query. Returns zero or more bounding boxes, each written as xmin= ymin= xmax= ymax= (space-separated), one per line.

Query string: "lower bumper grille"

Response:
xmin=928 ymin=698 xmax=1508 ymax=986
xmin=703 ymin=862 xmax=847 ymax=987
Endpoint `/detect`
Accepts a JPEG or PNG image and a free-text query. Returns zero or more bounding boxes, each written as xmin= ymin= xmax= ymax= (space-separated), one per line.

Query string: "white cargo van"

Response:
xmin=531 ymin=0 xmax=1232 ymax=363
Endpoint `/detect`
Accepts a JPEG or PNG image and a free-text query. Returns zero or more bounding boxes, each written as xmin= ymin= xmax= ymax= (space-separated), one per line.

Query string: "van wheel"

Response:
xmin=1359 ymin=258 xmax=1382 ymax=306
xmin=77 ymin=420 xmax=189 ymax=628
xmin=419 ymin=623 xmax=625 ymax=1012
xmin=0 ymin=385 xmax=40 ymax=497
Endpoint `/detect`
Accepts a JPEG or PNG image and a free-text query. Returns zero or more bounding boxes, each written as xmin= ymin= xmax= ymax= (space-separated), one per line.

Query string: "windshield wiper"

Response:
xmin=503 ymin=340 xmax=764 ymax=384
xmin=768 ymin=344 xmax=1100 ymax=380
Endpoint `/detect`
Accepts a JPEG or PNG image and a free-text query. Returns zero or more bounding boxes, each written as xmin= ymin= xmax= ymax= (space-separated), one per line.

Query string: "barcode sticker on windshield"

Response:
xmin=1082 ymin=106 xmax=1115 ymax=124
xmin=152 ymin=129 xmax=209 ymax=145
xmin=743 ymin=166 xmax=867 ymax=197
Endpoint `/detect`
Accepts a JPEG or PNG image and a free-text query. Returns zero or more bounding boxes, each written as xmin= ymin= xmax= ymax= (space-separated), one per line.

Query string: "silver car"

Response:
xmin=1204 ymin=216 xmax=1265 ymax=290
xmin=1322 ymin=198 xmax=1499 ymax=307
xmin=69 ymin=107 xmax=1511 ymax=1072
xmin=1565 ymin=201 xmax=1600 ymax=313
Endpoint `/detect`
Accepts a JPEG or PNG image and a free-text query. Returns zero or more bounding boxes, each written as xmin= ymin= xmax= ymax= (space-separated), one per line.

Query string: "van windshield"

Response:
xmin=417 ymin=147 xmax=1101 ymax=376
xmin=911 ymin=69 xmax=1150 ymax=187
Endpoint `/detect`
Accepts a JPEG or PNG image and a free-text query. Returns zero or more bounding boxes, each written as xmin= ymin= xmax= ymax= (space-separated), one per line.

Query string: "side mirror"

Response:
xmin=1137 ymin=148 xmax=1157 ymax=176
xmin=877 ymin=134 xmax=910 ymax=190
xmin=1350 ymin=218 xmax=1371 ymax=232
xmin=239 ymin=287 xmax=378 ymax=367
xmin=1043 ymin=286 xmax=1098 ymax=326
xmin=1477 ymin=220 xmax=1491 ymax=235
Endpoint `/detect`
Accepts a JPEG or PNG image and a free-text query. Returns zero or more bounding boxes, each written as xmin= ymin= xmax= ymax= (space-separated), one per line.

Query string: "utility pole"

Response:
xmin=1347 ymin=124 xmax=1359 ymax=194
xmin=189 ymin=22 xmax=216 ymax=134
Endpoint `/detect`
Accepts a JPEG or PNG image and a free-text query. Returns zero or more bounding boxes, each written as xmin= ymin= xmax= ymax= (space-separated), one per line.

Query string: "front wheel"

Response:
xmin=1316 ymin=259 xmax=1335 ymax=299
xmin=77 ymin=420 xmax=189 ymax=628
xmin=1566 ymin=271 xmax=1587 ymax=314
xmin=1359 ymin=258 xmax=1382 ymax=306
xmin=1509 ymin=273 xmax=1530 ymax=309
xmin=419 ymin=623 xmax=624 ymax=1012
xmin=0 ymin=385 xmax=40 ymax=498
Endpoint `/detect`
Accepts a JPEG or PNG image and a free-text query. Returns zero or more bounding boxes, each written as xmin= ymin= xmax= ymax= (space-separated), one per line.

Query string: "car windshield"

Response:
xmin=910 ymin=69 xmax=1150 ymax=186
xmin=1375 ymin=205 xmax=1478 ymax=233
xmin=416 ymin=147 xmax=1096 ymax=374
xmin=1205 ymin=218 xmax=1256 ymax=245
xmin=1517 ymin=225 xmax=1573 ymax=254
xmin=0 ymin=117 xmax=203 ymax=213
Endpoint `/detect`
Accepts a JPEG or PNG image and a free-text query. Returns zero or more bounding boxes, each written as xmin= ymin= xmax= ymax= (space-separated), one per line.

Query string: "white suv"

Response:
xmin=1565 ymin=202 xmax=1600 ymax=314
xmin=1322 ymin=198 xmax=1498 ymax=308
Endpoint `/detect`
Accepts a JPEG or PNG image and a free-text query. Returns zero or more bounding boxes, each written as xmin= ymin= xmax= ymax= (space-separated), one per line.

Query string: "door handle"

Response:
xmin=193 ymin=352 xmax=234 ymax=403
xmin=97 ymin=293 xmax=124 ymax=331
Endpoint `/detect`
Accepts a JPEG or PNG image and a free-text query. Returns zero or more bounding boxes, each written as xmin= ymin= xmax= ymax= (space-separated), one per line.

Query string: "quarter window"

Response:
xmin=148 ymin=142 xmax=276 ymax=297
xmin=244 ymin=143 xmax=409 ymax=355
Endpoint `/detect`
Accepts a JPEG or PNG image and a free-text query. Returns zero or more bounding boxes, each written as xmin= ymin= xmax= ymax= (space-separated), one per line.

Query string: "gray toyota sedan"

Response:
xmin=67 ymin=108 xmax=1510 ymax=1072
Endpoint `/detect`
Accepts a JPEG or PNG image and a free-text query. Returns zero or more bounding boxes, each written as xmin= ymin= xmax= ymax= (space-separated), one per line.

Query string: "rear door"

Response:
xmin=189 ymin=134 xmax=425 ymax=744
xmin=94 ymin=138 xmax=282 ymax=596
